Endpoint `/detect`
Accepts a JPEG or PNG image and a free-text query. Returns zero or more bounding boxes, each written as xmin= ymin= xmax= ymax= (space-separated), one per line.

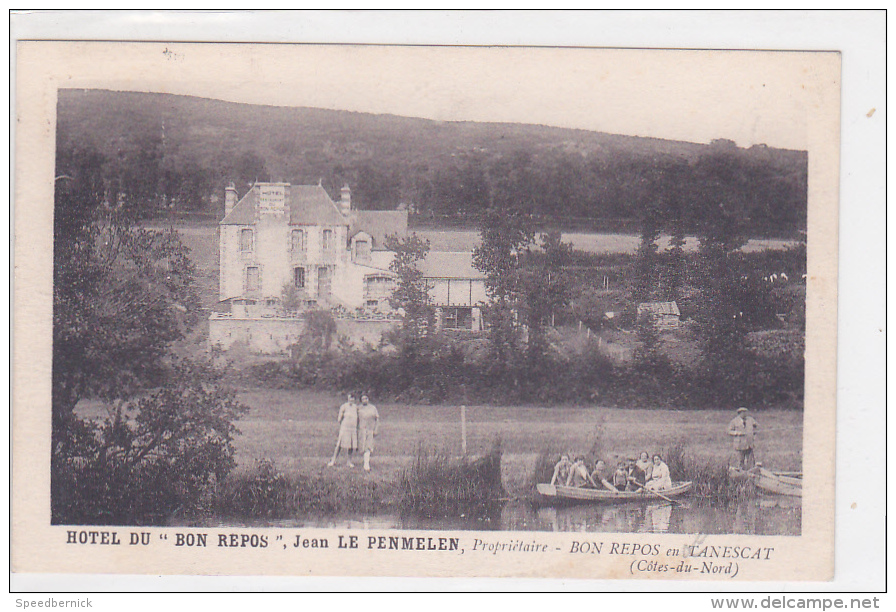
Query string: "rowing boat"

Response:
xmin=729 ymin=466 xmax=802 ymax=497
xmin=536 ymin=481 xmax=693 ymax=503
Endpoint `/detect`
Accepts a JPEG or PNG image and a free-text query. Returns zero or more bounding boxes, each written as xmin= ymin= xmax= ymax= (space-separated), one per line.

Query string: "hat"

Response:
xmin=737 ymin=407 xmax=748 ymax=413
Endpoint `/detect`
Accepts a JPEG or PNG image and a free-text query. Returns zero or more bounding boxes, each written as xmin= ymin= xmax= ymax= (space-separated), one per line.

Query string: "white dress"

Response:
xmin=646 ymin=461 xmax=672 ymax=491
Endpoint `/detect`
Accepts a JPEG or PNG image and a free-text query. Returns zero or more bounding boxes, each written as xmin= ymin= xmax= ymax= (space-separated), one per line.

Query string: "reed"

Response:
xmin=398 ymin=441 xmax=505 ymax=516
xmin=663 ymin=442 xmax=753 ymax=505
xmin=214 ymin=458 xmax=394 ymax=519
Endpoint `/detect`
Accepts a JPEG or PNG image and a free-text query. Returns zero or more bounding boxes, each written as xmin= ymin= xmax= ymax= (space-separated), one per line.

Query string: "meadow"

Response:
xmin=76 ymin=387 xmax=801 ymax=500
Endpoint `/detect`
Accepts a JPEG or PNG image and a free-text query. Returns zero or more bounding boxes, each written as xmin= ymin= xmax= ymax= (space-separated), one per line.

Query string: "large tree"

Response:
xmin=517 ymin=231 xmax=574 ymax=361
xmin=473 ymin=208 xmax=535 ymax=363
xmin=386 ymin=233 xmax=436 ymax=352
xmin=53 ymin=147 xmax=199 ymax=439
xmin=52 ymin=145 xmax=245 ymax=524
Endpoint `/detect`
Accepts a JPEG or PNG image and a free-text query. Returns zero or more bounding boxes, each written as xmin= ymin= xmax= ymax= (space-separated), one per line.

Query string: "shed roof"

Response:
xmin=418 ymin=252 xmax=487 ymax=280
xmin=637 ymin=301 xmax=681 ymax=316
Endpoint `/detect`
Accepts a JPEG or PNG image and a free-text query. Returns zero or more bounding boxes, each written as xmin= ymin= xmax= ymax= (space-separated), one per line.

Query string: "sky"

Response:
xmin=31 ymin=42 xmax=833 ymax=151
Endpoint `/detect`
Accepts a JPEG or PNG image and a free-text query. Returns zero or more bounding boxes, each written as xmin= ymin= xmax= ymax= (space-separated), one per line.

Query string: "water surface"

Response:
xmin=186 ymin=496 xmax=800 ymax=536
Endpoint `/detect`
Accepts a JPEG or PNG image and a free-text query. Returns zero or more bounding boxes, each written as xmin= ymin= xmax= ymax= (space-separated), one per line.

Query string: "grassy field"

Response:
xmin=414 ymin=229 xmax=798 ymax=255
xmin=228 ymin=389 xmax=802 ymax=497
xmin=76 ymin=388 xmax=802 ymax=500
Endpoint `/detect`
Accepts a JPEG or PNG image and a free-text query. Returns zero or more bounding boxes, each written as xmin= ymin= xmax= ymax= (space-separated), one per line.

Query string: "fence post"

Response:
xmin=461 ymin=405 xmax=467 ymax=457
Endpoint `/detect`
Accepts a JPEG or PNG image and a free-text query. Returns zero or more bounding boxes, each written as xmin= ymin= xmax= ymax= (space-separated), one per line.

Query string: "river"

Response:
xmin=183 ymin=497 xmax=800 ymax=536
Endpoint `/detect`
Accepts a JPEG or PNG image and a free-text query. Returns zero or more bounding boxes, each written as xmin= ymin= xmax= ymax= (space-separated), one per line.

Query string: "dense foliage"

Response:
xmin=57 ymin=90 xmax=807 ymax=238
xmin=52 ymin=147 xmax=247 ymax=525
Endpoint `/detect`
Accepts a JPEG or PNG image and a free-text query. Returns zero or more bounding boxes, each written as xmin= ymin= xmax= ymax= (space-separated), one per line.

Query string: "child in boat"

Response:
xmin=590 ymin=459 xmax=617 ymax=492
xmin=612 ymin=461 xmax=630 ymax=491
xmin=566 ymin=456 xmax=598 ymax=488
xmin=646 ymin=454 xmax=673 ymax=491
xmin=550 ymin=453 xmax=573 ymax=485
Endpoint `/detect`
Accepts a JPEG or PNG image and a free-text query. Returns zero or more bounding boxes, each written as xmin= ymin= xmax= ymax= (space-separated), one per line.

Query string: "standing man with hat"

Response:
xmin=727 ymin=406 xmax=759 ymax=469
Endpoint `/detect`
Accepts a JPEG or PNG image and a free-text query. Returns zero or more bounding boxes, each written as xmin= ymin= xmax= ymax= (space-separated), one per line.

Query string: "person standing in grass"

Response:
xmin=357 ymin=393 xmax=379 ymax=472
xmin=727 ymin=406 xmax=759 ymax=469
xmin=328 ymin=393 xmax=359 ymax=468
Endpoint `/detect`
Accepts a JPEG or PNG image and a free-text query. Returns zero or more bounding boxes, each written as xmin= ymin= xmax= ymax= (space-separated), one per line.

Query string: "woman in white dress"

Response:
xmin=645 ymin=454 xmax=672 ymax=491
xmin=327 ymin=393 xmax=359 ymax=467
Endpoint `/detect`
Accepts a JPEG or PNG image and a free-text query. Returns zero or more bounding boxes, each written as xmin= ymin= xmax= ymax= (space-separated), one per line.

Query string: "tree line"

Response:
xmin=57 ymin=90 xmax=806 ymax=237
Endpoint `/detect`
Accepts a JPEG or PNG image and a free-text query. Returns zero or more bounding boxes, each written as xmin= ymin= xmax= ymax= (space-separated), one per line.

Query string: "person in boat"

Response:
xmin=566 ymin=456 xmax=599 ymax=488
xmin=625 ymin=458 xmax=643 ymax=491
xmin=645 ymin=454 xmax=673 ymax=491
xmin=612 ymin=461 xmax=630 ymax=491
xmin=550 ymin=453 xmax=573 ymax=486
xmin=633 ymin=451 xmax=652 ymax=484
xmin=590 ymin=459 xmax=617 ymax=492
xmin=727 ymin=406 xmax=760 ymax=469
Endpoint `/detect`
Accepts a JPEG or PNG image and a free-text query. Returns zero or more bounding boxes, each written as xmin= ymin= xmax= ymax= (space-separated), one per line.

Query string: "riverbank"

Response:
xmin=216 ymin=388 xmax=801 ymax=520
xmin=76 ymin=387 xmax=803 ymax=521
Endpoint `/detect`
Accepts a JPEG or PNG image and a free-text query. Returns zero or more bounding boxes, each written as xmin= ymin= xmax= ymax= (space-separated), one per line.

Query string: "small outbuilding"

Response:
xmin=637 ymin=301 xmax=682 ymax=330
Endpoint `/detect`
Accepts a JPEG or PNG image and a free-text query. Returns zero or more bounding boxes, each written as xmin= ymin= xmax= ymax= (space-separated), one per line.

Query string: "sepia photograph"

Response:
xmin=13 ymin=37 xmax=847 ymax=582
xmin=52 ymin=86 xmax=807 ymax=536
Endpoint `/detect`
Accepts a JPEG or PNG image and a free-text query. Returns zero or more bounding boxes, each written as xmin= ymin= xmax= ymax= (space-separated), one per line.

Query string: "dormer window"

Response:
xmin=354 ymin=239 xmax=371 ymax=263
xmin=290 ymin=229 xmax=305 ymax=252
xmin=240 ymin=228 xmax=254 ymax=252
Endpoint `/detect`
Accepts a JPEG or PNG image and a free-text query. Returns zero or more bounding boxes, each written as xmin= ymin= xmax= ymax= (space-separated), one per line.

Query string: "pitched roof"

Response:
xmin=350 ymin=210 xmax=408 ymax=250
xmin=219 ymin=187 xmax=258 ymax=225
xmin=637 ymin=301 xmax=681 ymax=316
xmin=220 ymin=183 xmax=347 ymax=226
xmin=288 ymin=185 xmax=346 ymax=226
xmin=418 ymin=252 xmax=486 ymax=280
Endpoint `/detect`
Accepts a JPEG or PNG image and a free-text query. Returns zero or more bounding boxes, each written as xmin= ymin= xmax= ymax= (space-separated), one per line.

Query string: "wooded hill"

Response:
xmin=56 ymin=89 xmax=807 ymax=237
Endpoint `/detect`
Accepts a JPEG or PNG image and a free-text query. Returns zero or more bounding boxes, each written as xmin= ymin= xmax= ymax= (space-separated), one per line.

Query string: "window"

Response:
xmin=245 ymin=266 xmax=260 ymax=293
xmin=364 ymin=275 xmax=393 ymax=299
xmin=354 ymin=239 xmax=371 ymax=263
xmin=322 ymin=229 xmax=334 ymax=252
xmin=240 ymin=228 xmax=254 ymax=252
xmin=290 ymin=229 xmax=305 ymax=253
xmin=293 ymin=267 xmax=305 ymax=289
xmin=367 ymin=300 xmax=380 ymax=309
xmin=317 ymin=266 xmax=331 ymax=297
xmin=444 ymin=307 xmax=473 ymax=330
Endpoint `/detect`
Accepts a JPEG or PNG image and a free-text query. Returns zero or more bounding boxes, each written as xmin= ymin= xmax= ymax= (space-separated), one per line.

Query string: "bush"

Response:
xmin=51 ymin=361 xmax=247 ymax=525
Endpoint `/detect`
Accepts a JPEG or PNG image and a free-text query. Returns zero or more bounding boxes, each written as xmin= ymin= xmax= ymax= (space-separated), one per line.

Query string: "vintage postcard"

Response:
xmin=13 ymin=41 xmax=840 ymax=581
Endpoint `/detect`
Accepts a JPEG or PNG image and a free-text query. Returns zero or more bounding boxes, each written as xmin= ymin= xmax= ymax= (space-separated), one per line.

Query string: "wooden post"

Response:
xmin=461 ymin=405 xmax=467 ymax=456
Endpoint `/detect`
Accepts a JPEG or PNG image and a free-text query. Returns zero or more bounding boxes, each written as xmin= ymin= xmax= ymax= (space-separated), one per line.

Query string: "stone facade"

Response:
xmin=211 ymin=181 xmax=488 ymax=352
xmin=218 ymin=182 xmax=403 ymax=311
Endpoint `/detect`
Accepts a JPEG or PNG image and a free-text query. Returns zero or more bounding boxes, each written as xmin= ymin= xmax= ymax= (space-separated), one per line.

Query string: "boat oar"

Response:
xmin=633 ymin=480 xmax=682 ymax=506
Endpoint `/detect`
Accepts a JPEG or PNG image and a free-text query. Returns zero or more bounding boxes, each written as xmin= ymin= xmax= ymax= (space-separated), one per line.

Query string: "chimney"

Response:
xmin=340 ymin=184 xmax=351 ymax=215
xmin=224 ymin=182 xmax=238 ymax=216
